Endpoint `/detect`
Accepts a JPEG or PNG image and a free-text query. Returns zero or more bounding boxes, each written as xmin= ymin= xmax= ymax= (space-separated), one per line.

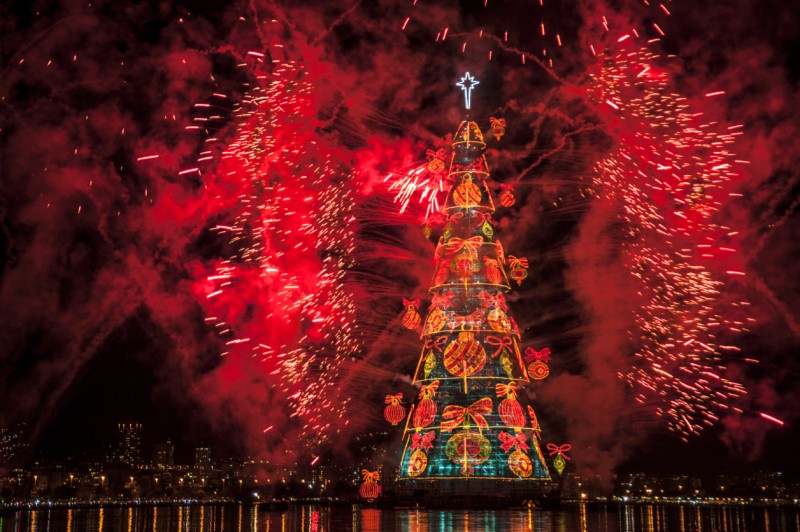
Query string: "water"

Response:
xmin=1 ymin=503 xmax=799 ymax=532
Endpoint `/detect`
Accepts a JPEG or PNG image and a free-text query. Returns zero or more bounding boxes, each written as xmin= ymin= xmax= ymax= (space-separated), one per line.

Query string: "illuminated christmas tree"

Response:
xmin=387 ymin=74 xmax=555 ymax=496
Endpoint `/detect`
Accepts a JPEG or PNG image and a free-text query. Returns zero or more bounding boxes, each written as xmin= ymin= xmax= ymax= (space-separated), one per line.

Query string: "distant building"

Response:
xmin=117 ymin=423 xmax=142 ymax=467
xmin=153 ymin=439 xmax=174 ymax=470
xmin=194 ymin=447 xmax=212 ymax=470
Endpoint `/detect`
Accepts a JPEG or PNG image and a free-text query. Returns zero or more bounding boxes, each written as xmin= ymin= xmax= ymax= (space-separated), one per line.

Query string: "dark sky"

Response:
xmin=2 ymin=0 xmax=800 ymax=483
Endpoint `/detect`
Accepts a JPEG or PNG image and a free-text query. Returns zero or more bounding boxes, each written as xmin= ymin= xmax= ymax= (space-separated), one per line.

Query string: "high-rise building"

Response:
xmin=153 ymin=439 xmax=174 ymax=470
xmin=193 ymin=447 xmax=212 ymax=470
xmin=117 ymin=423 xmax=142 ymax=467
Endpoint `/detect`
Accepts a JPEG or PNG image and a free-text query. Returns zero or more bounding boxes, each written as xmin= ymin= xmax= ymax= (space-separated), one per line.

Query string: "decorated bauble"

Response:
xmin=427 ymin=157 xmax=445 ymax=174
xmin=483 ymin=258 xmax=503 ymax=284
xmin=553 ymin=453 xmax=566 ymax=476
xmin=359 ymin=480 xmax=381 ymax=499
xmin=423 ymin=224 xmax=432 ymax=240
xmin=499 ymin=352 xmax=514 ymax=378
xmin=413 ymin=397 xmax=437 ymax=429
xmin=528 ymin=360 xmax=550 ymax=380
xmin=432 ymin=262 xmax=449 ymax=286
xmin=423 ymin=352 xmax=436 ymax=379
xmin=487 ymin=308 xmax=512 ymax=333
xmin=481 ymin=221 xmax=494 ymax=238
xmin=445 ymin=431 xmax=491 ymax=474
xmin=443 ymin=332 xmax=487 ymax=377
xmin=407 ymin=449 xmax=428 ymax=477
xmin=508 ymin=449 xmax=533 ymax=477
xmin=509 ymin=268 xmax=527 ymax=285
xmin=424 ymin=308 xmax=447 ymax=335
xmin=508 ymin=256 xmax=529 ymax=286
xmin=499 ymin=188 xmax=516 ymax=207
xmin=453 ymin=175 xmax=482 ymax=207
xmin=384 ymin=394 xmax=406 ymax=425
xmin=490 ymin=117 xmax=507 ymax=140
xmin=402 ymin=306 xmax=421 ymax=330
xmin=449 ymin=251 xmax=479 ymax=279
xmin=499 ymin=397 xmax=526 ymax=431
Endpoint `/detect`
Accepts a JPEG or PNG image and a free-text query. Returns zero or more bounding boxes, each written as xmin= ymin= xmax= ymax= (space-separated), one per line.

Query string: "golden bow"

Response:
xmin=495 ymin=381 xmax=518 ymax=399
xmin=361 ymin=470 xmax=380 ymax=482
xmin=419 ymin=381 xmax=439 ymax=398
xmin=441 ymin=398 xmax=493 ymax=432
xmin=384 ymin=393 xmax=403 ymax=405
xmin=440 ymin=236 xmax=484 ymax=261
xmin=508 ymin=256 xmax=528 ymax=269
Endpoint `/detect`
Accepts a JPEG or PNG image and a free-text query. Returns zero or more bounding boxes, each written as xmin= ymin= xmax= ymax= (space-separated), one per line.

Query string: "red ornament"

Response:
xmin=443 ymin=332 xmax=487 ymax=377
xmin=453 ymin=176 xmax=482 ymax=207
xmin=413 ymin=381 xmax=439 ymax=429
xmin=508 ymin=256 xmax=528 ymax=285
xmin=359 ymin=470 xmax=381 ymax=499
xmin=497 ymin=382 xmax=526 ymax=431
xmin=432 ymin=261 xmax=449 ymax=286
xmin=499 ymin=185 xmax=515 ymax=207
xmin=384 ymin=394 xmax=406 ymax=425
xmin=401 ymin=298 xmax=421 ymax=329
xmin=426 ymin=148 xmax=447 ymax=174
xmin=483 ymin=256 xmax=503 ymax=284
xmin=525 ymin=347 xmax=551 ymax=380
xmin=499 ymin=397 xmax=526 ymax=431
xmin=490 ymin=117 xmax=507 ymax=140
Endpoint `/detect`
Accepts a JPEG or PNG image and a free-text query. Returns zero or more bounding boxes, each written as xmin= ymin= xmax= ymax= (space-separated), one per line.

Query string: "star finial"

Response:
xmin=456 ymin=72 xmax=480 ymax=110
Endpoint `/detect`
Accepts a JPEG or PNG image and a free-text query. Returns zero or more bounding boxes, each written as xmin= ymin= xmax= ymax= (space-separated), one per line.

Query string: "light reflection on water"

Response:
xmin=1 ymin=503 xmax=799 ymax=532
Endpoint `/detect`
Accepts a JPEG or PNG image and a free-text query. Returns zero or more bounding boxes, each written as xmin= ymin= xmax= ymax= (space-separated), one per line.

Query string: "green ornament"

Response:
xmin=553 ymin=453 xmax=566 ymax=476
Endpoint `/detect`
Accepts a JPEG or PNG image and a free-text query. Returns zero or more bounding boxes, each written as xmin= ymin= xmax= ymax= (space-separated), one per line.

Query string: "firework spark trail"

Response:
xmin=194 ymin=60 xmax=362 ymax=444
xmin=585 ymin=39 xmax=752 ymax=438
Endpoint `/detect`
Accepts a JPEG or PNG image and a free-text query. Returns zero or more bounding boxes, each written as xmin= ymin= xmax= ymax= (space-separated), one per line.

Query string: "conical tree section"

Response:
xmin=398 ymin=120 xmax=551 ymax=481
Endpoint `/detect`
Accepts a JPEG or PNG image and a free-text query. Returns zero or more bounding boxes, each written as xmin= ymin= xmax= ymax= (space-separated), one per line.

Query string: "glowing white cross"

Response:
xmin=456 ymin=72 xmax=480 ymax=110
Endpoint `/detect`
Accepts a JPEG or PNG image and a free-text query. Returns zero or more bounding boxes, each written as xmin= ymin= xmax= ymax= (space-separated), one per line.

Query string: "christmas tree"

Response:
xmin=388 ymin=74 xmax=554 ymax=492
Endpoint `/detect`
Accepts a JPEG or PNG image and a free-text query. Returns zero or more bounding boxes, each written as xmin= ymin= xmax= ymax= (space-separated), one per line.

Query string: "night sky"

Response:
xmin=2 ymin=0 xmax=800 ymax=484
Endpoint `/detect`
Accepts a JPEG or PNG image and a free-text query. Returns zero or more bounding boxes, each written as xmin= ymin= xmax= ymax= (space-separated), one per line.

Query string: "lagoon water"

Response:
xmin=1 ymin=503 xmax=799 ymax=532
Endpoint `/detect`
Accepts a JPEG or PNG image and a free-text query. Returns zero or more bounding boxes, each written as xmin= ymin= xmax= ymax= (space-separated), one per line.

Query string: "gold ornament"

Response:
xmin=508 ymin=449 xmax=533 ymax=477
xmin=408 ymin=449 xmax=428 ymax=477
xmin=423 ymin=351 xmax=436 ymax=378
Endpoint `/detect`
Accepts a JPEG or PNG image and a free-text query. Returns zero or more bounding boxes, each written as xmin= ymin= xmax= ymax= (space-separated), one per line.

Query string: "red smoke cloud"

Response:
xmin=1 ymin=0 xmax=798 ymax=481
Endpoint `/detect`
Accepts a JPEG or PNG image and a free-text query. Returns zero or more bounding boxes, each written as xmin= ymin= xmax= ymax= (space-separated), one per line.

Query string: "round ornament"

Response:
xmin=528 ymin=360 xmax=550 ymax=380
xmin=487 ymin=308 xmax=512 ymax=333
xmin=509 ymin=267 xmax=528 ymax=285
xmin=427 ymin=157 xmax=445 ymax=174
xmin=407 ymin=449 xmax=428 ymax=477
xmin=508 ymin=449 xmax=533 ymax=477
xmin=443 ymin=332 xmax=487 ymax=377
xmin=424 ymin=308 xmax=447 ymax=335
xmin=359 ymin=480 xmax=381 ymax=499
xmin=499 ymin=189 xmax=516 ymax=207
xmin=402 ymin=306 xmax=421 ymax=329
xmin=481 ymin=221 xmax=494 ymax=238
xmin=499 ymin=397 xmax=526 ymax=430
xmin=453 ymin=175 xmax=482 ymax=207
xmin=445 ymin=431 xmax=491 ymax=475
xmin=413 ymin=397 xmax=437 ymax=429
